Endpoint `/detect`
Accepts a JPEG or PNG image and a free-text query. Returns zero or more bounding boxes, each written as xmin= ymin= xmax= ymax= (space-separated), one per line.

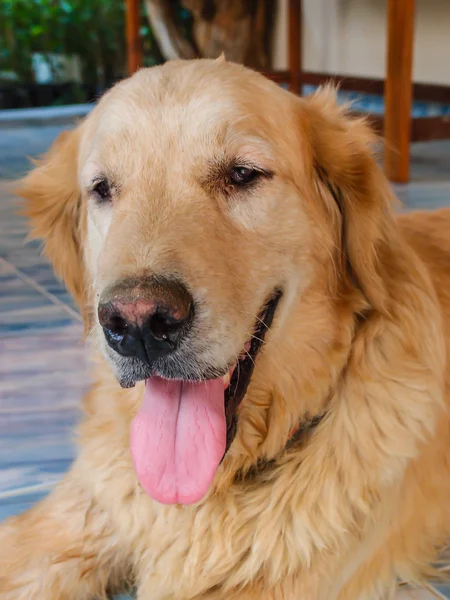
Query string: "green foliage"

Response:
xmin=0 ymin=0 xmax=130 ymax=85
xmin=0 ymin=0 xmax=195 ymax=90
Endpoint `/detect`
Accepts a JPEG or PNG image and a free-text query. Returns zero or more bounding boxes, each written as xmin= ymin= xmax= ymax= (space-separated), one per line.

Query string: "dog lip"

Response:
xmin=223 ymin=288 xmax=283 ymax=453
xmin=116 ymin=358 xmax=225 ymax=389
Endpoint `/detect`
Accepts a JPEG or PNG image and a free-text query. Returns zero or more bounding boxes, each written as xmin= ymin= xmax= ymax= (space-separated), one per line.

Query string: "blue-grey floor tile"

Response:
xmin=0 ymin=125 xmax=69 ymax=180
xmin=0 ymin=491 xmax=51 ymax=521
xmin=436 ymin=584 xmax=450 ymax=596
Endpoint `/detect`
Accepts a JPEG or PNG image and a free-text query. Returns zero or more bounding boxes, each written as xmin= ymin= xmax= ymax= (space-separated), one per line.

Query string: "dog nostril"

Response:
xmin=108 ymin=314 xmax=128 ymax=336
xmin=149 ymin=312 xmax=181 ymax=344
xmin=98 ymin=305 xmax=129 ymax=346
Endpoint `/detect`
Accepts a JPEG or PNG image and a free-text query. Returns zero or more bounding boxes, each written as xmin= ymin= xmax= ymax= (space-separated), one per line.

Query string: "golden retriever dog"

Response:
xmin=1 ymin=58 xmax=449 ymax=600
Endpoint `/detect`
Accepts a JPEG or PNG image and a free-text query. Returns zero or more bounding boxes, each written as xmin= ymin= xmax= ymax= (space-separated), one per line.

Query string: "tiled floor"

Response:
xmin=0 ymin=180 xmax=86 ymax=523
xmin=0 ymin=124 xmax=449 ymax=598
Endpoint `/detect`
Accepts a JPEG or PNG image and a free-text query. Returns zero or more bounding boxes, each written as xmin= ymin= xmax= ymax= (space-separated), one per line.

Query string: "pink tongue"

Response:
xmin=130 ymin=376 xmax=226 ymax=504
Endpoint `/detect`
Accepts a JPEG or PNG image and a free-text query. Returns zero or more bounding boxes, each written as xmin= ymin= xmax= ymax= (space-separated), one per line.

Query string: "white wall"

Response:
xmin=273 ymin=0 xmax=450 ymax=85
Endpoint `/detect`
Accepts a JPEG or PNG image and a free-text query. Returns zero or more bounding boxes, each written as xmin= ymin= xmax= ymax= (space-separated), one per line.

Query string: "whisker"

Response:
xmin=218 ymin=355 xmax=230 ymax=376
xmin=244 ymin=331 xmax=265 ymax=345
xmin=243 ymin=349 xmax=255 ymax=367
xmin=230 ymin=350 xmax=241 ymax=392
xmin=239 ymin=309 xmax=269 ymax=330
xmin=85 ymin=324 xmax=102 ymax=353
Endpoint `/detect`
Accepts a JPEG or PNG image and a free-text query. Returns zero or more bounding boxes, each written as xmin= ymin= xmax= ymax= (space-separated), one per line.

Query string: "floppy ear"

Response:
xmin=17 ymin=128 xmax=87 ymax=312
xmin=301 ymin=88 xmax=396 ymax=314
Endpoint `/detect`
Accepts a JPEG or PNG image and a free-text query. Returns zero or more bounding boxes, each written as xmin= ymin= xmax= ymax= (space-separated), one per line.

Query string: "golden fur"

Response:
xmin=1 ymin=59 xmax=449 ymax=600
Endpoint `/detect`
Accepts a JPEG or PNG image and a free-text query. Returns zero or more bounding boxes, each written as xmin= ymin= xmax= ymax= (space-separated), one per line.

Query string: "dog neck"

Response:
xmin=234 ymin=410 xmax=327 ymax=482
xmin=286 ymin=411 xmax=327 ymax=449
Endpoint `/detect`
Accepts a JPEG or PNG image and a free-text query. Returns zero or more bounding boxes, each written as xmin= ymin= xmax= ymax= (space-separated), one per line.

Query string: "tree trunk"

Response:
xmin=144 ymin=0 xmax=275 ymax=70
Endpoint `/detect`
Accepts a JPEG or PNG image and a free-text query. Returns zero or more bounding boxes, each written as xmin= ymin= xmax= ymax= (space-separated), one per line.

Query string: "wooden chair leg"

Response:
xmin=288 ymin=0 xmax=302 ymax=94
xmin=384 ymin=0 xmax=415 ymax=183
xmin=126 ymin=0 xmax=143 ymax=75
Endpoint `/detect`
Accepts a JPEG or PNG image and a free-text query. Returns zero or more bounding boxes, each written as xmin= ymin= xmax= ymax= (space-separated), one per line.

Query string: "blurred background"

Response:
xmin=0 ymin=2 xmax=449 ymax=598
xmin=1 ymin=0 xmax=450 ymax=182
xmin=0 ymin=0 xmax=167 ymax=108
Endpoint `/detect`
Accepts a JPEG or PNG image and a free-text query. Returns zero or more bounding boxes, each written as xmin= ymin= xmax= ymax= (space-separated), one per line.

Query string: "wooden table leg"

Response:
xmin=384 ymin=0 xmax=415 ymax=183
xmin=126 ymin=0 xmax=143 ymax=75
xmin=288 ymin=0 xmax=302 ymax=94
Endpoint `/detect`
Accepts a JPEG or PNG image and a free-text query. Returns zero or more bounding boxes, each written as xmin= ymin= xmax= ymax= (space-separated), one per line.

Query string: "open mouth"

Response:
xmin=129 ymin=290 xmax=282 ymax=505
xmin=223 ymin=289 xmax=283 ymax=451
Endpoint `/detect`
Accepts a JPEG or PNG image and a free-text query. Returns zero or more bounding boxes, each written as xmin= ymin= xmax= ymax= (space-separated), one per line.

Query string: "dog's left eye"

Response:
xmin=229 ymin=167 xmax=260 ymax=185
xmin=91 ymin=178 xmax=111 ymax=203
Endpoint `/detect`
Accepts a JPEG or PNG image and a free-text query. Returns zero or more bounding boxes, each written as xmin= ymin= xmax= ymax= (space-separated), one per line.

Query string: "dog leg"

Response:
xmin=0 ymin=466 xmax=127 ymax=600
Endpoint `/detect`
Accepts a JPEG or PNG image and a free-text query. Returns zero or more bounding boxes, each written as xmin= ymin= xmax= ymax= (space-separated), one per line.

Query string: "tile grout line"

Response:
xmin=0 ymin=404 xmax=79 ymax=415
xmin=422 ymin=583 xmax=449 ymax=599
xmin=397 ymin=585 xmax=447 ymax=599
xmin=0 ymin=257 xmax=82 ymax=323
xmin=0 ymin=481 xmax=56 ymax=501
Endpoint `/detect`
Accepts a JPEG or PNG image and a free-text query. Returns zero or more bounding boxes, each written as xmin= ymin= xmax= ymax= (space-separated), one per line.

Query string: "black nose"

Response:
xmin=97 ymin=277 xmax=193 ymax=366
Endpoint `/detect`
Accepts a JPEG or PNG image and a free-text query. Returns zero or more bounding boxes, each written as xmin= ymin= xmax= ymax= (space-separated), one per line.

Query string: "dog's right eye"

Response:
xmin=91 ymin=178 xmax=111 ymax=203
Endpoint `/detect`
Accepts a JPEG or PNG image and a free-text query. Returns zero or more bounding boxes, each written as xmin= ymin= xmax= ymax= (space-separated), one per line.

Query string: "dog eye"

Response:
xmin=91 ymin=178 xmax=111 ymax=203
xmin=229 ymin=167 xmax=260 ymax=185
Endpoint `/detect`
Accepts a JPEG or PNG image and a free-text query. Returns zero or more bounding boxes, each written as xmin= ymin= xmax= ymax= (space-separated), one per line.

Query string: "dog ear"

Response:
xmin=17 ymin=128 xmax=87 ymax=312
xmin=301 ymin=87 xmax=395 ymax=313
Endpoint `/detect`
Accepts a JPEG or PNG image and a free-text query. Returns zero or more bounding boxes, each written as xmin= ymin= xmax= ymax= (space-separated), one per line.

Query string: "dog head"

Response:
xmin=19 ymin=59 xmax=394 ymax=504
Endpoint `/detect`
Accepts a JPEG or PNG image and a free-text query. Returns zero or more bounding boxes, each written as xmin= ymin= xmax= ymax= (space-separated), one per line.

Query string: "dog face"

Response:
xmin=20 ymin=59 xmax=391 ymax=504
xmin=79 ymin=61 xmax=322 ymax=389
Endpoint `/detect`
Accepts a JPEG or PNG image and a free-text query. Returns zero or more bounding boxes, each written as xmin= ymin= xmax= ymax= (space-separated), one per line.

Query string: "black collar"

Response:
xmin=234 ymin=411 xmax=327 ymax=482
xmin=285 ymin=411 xmax=327 ymax=449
